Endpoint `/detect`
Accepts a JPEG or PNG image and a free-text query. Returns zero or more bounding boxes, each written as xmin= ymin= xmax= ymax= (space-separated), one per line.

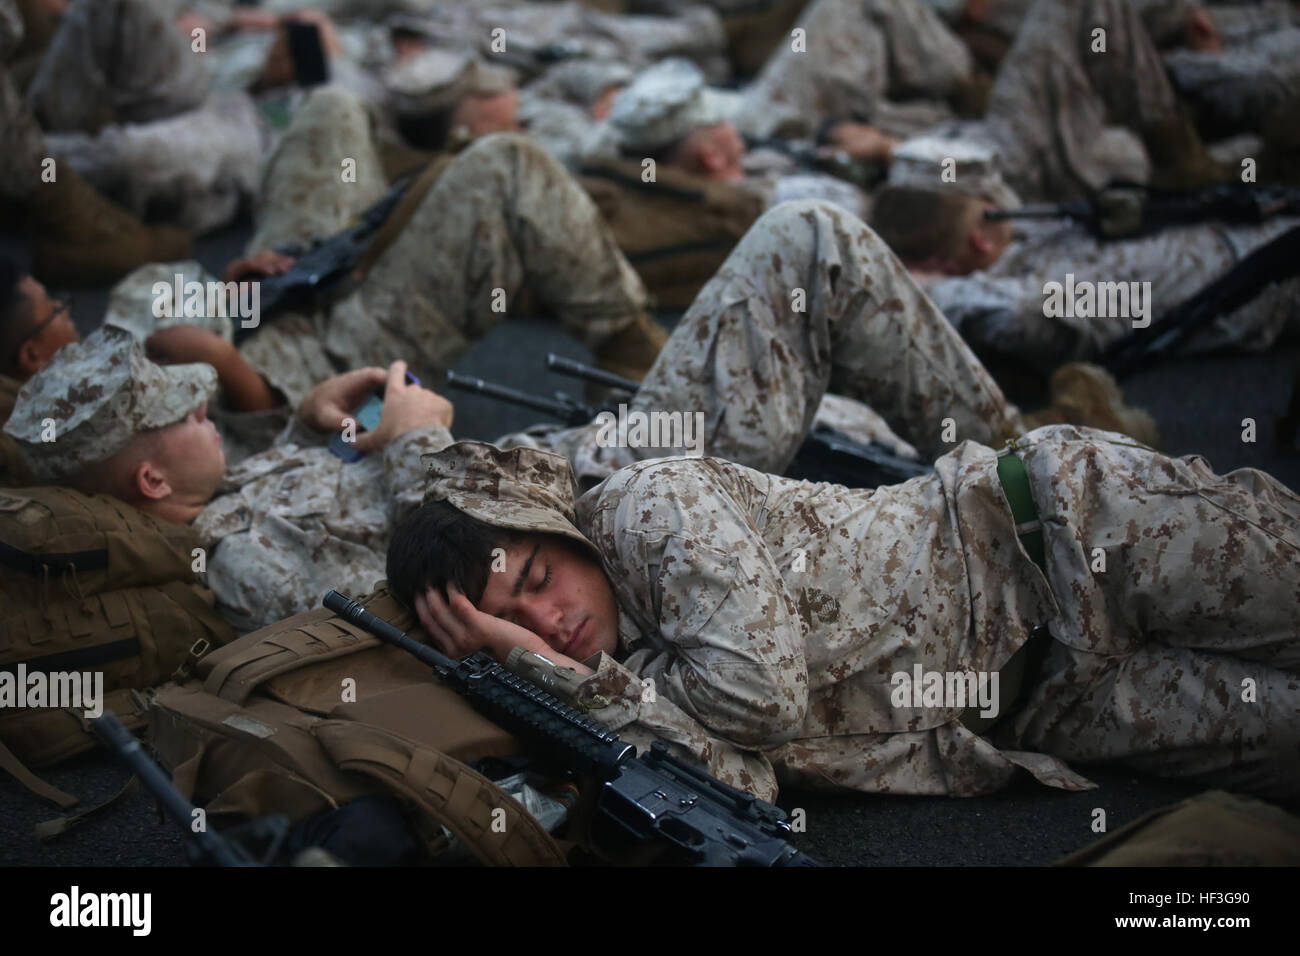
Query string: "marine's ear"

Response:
xmin=134 ymin=459 xmax=173 ymax=502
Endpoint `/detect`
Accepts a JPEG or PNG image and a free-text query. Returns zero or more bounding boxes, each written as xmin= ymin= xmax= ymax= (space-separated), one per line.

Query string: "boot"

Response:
xmin=586 ymin=311 xmax=669 ymax=403
xmin=1020 ymin=362 xmax=1160 ymax=448
xmin=27 ymin=167 xmax=191 ymax=287
xmin=1141 ymin=112 xmax=1232 ymax=191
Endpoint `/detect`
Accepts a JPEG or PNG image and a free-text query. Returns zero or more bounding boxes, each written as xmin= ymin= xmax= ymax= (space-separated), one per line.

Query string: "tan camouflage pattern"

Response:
xmin=982 ymin=0 xmax=1179 ymax=202
xmin=501 ymin=200 xmax=1023 ymax=485
xmin=734 ymin=0 xmax=971 ymax=139
xmin=3 ymin=327 xmax=218 ymax=482
xmin=248 ymin=85 xmax=387 ymax=255
xmin=26 ymin=0 xmax=210 ymax=133
xmin=923 ymin=215 xmax=1300 ymax=366
xmin=1165 ymin=25 xmax=1300 ymax=132
xmin=44 ymin=92 xmax=263 ymax=235
xmin=194 ymin=421 xmax=453 ymax=633
xmin=996 ymin=426 xmax=1300 ymax=804
xmin=562 ymin=437 xmax=1062 ymax=800
xmin=557 ymin=425 xmax=1300 ymax=801
xmin=421 ymin=441 xmax=602 ymax=561
xmin=102 ymin=262 xmax=296 ymax=468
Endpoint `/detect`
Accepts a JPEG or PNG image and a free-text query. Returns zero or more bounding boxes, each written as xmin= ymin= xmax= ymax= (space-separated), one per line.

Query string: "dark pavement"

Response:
xmin=2 ymin=217 xmax=1297 ymax=867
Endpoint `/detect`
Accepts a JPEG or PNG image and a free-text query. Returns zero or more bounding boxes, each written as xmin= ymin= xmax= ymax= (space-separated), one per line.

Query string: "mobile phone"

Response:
xmin=328 ymin=371 xmax=420 ymax=462
xmin=286 ymin=20 xmax=330 ymax=88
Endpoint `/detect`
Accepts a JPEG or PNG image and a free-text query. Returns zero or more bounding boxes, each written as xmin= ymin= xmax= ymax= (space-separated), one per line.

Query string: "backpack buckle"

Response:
xmin=173 ymin=638 xmax=213 ymax=681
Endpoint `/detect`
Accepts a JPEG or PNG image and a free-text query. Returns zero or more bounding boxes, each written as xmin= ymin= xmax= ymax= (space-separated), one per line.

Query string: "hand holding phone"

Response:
xmin=320 ymin=362 xmax=453 ymax=461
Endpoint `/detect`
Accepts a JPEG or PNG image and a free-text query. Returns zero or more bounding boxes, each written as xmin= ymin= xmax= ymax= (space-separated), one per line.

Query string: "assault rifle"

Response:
xmin=983 ymin=182 xmax=1300 ymax=241
xmin=90 ymin=711 xmax=291 ymax=866
xmin=322 ymin=590 xmax=816 ymax=866
xmin=234 ymin=173 xmax=415 ymax=343
xmin=743 ymin=134 xmax=884 ymax=190
xmin=447 ymin=354 xmax=932 ymax=488
xmin=1099 ymin=221 xmax=1300 ymax=377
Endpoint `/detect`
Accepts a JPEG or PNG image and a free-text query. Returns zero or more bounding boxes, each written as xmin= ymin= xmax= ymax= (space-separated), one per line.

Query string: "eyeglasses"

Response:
xmin=10 ymin=292 xmax=72 ymax=366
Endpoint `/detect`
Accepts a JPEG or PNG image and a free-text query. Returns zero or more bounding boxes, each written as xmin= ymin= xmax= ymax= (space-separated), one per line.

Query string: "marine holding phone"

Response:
xmin=301 ymin=361 xmax=453 ymax=462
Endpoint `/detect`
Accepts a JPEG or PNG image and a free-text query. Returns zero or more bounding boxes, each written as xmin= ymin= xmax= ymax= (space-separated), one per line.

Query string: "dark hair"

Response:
xmin=0 ymin=252 xmax=33 ymax=376
xmin=869 ymin=186 xmax=976 ymax=263
xmin=396 ymin=106 xmax=457 ymax=152
xmin=386 ymin=498 xmax=517 ymax=609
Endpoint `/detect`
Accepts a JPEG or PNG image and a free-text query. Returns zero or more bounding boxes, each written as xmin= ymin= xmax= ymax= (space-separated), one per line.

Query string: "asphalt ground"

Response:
xmin=2 ymin=214 xmax=1298 ymax=868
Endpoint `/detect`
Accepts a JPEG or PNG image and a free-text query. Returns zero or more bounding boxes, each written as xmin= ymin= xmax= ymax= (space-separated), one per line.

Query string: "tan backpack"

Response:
xmin=0 ymin=486 xmax=235 ymax=807
xmin=148 ymin=587 xmax=573 ymax=866
xmin=580 ymin=158 xmax=764 ymax=310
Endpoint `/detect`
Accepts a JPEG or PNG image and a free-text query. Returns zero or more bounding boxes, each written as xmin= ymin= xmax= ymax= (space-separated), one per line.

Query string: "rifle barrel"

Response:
xmin=545 ymin=354 xmax=641 ymax=393
xmin=91 ymin=712 xmax=250 ymax=867
xmin=446 ymin=371 xmax=589 ymax=423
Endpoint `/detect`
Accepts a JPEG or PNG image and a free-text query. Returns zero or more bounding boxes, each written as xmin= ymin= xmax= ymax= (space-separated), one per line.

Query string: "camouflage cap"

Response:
xmin=384 ymin=48 xmax=516 ymax=117
xmin=3 ymin=326 xmax=218 ymax=482
xmin=535 ymin=59 xmax=634 ymax=108
xmin=607 ymin=57 xmax=730 ymax=153
xmin=421 ymin=441 xmax=600 ymax=558
xmin=887 ymin=134 xmax=1022 ymax=210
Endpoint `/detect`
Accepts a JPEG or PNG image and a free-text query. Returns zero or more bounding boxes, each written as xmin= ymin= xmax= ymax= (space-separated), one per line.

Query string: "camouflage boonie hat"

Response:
xmin=887 ymin=134 xmax=1022 ymax=210
xmin=3 ymin=326 xmax=218 ymax=482
xmin=384 ymin=48 xmax=516 ymax=117
xmin=422 ymin=441 xmax=600 ymax=557
xmin=608 ymin=57 xmax=730 ymax=153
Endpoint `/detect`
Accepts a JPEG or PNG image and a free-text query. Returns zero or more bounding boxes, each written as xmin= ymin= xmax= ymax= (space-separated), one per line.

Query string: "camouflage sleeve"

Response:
xmin=575 ymin=652 xmax=781 ymax=802
xmin=579 ymin=460 xmax=810 ymax=751
xmin=870 ymin=0 xmax=973 ymax=99
xmin=382 ymin=424 xmax=454 ymax=521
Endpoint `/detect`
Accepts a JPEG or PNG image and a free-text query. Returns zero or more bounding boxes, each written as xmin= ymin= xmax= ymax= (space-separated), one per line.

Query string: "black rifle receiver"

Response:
xmin=984 ymin=182 xmax=1300 ymax=240
xmin=322 ymin=590 xmax=817 ymax=866
xmin=236 ymin=174 xmax=415 ymax=342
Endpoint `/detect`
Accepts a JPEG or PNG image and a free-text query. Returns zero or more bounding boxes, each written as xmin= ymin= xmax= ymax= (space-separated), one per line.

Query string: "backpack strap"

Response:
xmin=315 ymin=720 xmax=569 ymax=867
xmin=0 ymin=738 xmax=78 ymax=808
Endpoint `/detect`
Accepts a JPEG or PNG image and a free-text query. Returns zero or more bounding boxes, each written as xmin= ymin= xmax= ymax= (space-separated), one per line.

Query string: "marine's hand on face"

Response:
xmin=415 ymin=583 xmax=554 ymax=664
xmin=223 ymin=249 xmax=296 ymax=283
xmin=353 ymin=361 xmax=454 ymax=452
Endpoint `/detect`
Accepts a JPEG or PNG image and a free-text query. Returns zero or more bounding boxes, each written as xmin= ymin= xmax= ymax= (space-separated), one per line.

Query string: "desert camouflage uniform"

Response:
xmin=503 ymin=199 xmax=1021 ymax=485
xmin=193 ymin=419 xmax=452 ymax=633
xmin=567 ymin=427 xmax=1300 ymax=802
xmin=23 ymin=0 xmax=264 ymax=233
xmin=733 ymin=0 xmax=972 ymax=140
xmin=44 ymin=93 xmax=264 ymax=235
xmin=236 ymin=88 xmax=649 ymax=410
xmin=0 ymin=0 xmax=45 ymax=200
xmin=923 ymin=216 xmax=1300 ymax=366
xmin=411 ymin=1 xmax=730 ymax=83
xmin=1164 ymin=21 xmax=1300 ymax=134
xmin=1 ymin=326 xmax=452 ymax=635
xmin=979 ymin=0 xmax=1180 ymax=202
xmin=26 ymin=0 xmax=210 ymax=132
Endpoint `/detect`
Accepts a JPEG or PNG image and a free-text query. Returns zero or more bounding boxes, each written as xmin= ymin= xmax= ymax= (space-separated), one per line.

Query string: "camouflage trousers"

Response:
xmin=519 ymin=199 xmax=1023 ymax=481
xmin=998 ymin=428 xmax=1300 ymax=802
xmin=984 ymin=0 xmax=1179 ymax=201
xmin=240 ymin=87 xmax=649 ymax=407
xmin=25 ymin=0 xmax=209 ymax=133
